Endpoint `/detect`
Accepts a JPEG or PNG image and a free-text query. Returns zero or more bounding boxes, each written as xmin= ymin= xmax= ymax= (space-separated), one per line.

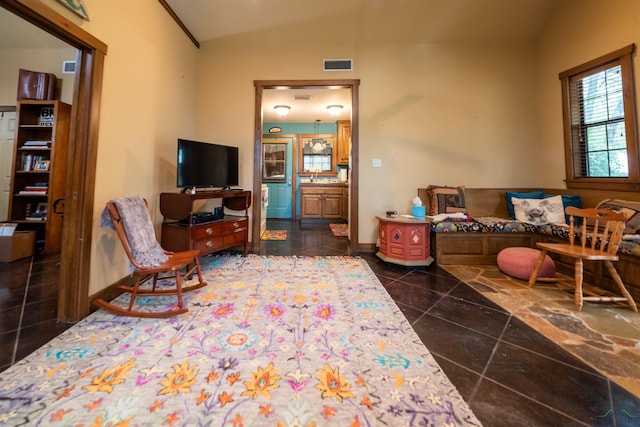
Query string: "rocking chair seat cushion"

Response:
xmin=498 ymin=247 xmax=555 ymax=280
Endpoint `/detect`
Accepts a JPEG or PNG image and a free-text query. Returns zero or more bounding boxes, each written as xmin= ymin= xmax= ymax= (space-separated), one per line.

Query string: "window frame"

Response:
xmin=559 ymin=44 xmax=640 ymax=191
xmin=298 ymin=134 xmax=337 ymax=176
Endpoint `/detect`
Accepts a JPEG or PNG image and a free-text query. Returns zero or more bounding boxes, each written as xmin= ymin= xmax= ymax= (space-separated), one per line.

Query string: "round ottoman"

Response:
xmin=497 ymin=247 xmax=555 ymax=280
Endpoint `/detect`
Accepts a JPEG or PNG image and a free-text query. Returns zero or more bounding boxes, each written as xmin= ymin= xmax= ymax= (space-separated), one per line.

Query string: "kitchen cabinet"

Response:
xmin=300 ymin=183 xmax=348 ymax=221
xmin=336 ymin=120 xmax=350 ymax=165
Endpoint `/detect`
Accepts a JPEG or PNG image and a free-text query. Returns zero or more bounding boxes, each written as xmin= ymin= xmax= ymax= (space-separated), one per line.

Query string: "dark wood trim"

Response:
xmin=350 ymin=83 xmax=359 ymax=253
xmin=252 ymin=84 xmax=264 ymax=249
xmin=559 ymin=44 xmax=634 ymax=79
xmin=559 ymin=44 xmax=640 ymax=192
xmin=0 ymin=106 xmax=16 ymax=112
xmin=1 ymin=0 xmax=107 ymax=323
xmin=157 ymin=0 xmax=200 ymax=48
xmin=253 ymin=79 xmax=360 ymax=252
xmin=59 ymin=48 xmax=105 ymax=321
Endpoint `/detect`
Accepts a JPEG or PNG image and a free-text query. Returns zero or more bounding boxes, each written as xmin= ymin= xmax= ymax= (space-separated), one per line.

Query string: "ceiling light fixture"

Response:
xmin=327 ymin=105 xmax=343 ymax=116
xmin=274 ymin=105 xmax=291 ymax=116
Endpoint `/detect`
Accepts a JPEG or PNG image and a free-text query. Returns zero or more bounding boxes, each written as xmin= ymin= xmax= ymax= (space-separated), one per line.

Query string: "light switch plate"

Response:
xmin=372 ymin=158 xmax=382 ymax=167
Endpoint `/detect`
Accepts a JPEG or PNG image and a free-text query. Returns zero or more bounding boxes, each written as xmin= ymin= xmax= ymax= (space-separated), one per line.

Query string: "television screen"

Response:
xmin=177 ymin=139 xmax=239 ymax=189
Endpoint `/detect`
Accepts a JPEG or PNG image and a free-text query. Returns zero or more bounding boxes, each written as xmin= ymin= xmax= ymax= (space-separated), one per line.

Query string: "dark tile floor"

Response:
xmin=1 ymin=219 xmax=639 ymax=426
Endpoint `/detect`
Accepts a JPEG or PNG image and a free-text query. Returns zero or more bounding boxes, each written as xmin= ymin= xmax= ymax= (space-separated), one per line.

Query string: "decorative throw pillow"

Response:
xmin=596 ymin=198 xmax=640 ymax=234
xmin=512 ymin=195 xmax=566 ymax=225
xmin=426 ymin=185 xmax=466 ymax=215
xmin=544 ymin=193 xmax=582 ymax=224
xmin=505 ymin=190 xmax=544 ymax=219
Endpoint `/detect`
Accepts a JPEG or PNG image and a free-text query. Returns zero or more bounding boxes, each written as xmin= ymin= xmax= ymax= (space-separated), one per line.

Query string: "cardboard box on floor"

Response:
xmin=0 ymin=230 xmax=36 ymax=262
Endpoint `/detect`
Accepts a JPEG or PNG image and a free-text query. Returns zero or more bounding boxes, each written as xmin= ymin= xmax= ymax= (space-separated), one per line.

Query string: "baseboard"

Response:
xmin=357 ymin=243 xmax=377 ymax=253
xmin=88 ymin=275 xmax=132 ymax=313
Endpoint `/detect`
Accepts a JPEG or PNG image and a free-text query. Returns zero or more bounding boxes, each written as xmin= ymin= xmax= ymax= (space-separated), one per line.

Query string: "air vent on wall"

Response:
xmin=62 ymin=60 xmax=76 ymax=74
xmin=323 ymin=59 xmax=353 ymax=71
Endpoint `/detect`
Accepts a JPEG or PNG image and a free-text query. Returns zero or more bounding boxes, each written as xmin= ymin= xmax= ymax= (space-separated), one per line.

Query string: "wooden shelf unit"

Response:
xmin=160 ymin=190 xmax=251 ymax=255
xmin=8 ymin=100 xmax=70 ymax=254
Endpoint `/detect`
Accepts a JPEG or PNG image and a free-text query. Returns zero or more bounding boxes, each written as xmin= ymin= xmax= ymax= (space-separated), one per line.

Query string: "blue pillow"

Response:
xmin=506 ymin=190 xmax=544 ymax=219
xmin=545 ymin=193 xmax=582 ymax=224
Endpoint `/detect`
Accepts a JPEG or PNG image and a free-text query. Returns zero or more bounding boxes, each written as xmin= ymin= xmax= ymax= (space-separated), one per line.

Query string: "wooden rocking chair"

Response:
xmin=528 ymin=206 xmax=637 ymax=312
xmin=94 ymin=197 xmax=207 ymax=318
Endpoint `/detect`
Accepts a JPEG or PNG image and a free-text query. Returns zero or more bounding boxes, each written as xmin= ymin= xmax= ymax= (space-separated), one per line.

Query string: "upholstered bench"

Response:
xmin=497 ymin=247 xmax=555 ymax=280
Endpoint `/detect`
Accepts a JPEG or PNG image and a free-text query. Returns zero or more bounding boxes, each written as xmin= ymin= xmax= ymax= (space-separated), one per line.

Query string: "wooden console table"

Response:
xmin=160 ymin=190 xmax=251 ymax=255
xmin=377 ymin=215 xmax=433 ymax=266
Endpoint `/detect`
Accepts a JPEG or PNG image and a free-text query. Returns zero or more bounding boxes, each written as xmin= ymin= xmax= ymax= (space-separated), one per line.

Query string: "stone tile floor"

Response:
xmin=443 ymin=264 xmax=640 ymax=398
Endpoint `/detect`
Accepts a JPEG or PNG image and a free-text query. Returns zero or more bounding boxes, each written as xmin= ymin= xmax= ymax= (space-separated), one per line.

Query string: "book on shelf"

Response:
xmin=20 ymin=182 xmax=48 ymax=194
xmin=21 ymin=154 xmax=49 ymax=171
xmin=23 ymin=140 xmax=51 ymax=147
xmin=27 ymin=182 xmax=49 ymax=188
xmin=39 ymin=107 xmax=54 ymax=126
xmin=19 ymin=190 xmax=47 ymax=195
xmin=26 ymin=214 xmax=47 ymax=221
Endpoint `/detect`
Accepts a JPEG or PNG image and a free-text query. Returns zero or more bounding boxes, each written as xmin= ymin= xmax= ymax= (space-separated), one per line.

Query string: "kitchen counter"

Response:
xmin=299 ymin=181 xmax=348 ymax=186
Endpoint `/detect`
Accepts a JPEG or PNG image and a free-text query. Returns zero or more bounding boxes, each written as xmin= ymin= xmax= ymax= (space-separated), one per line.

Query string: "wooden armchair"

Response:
xmin=528 ymin=206 xmax=637 ymax=312
xmin=95 ymin=196 xmax=207 ymax=318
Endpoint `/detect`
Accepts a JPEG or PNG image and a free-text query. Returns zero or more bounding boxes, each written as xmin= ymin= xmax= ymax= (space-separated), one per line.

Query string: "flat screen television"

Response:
xmin=176 ymin=138 xmax=239 ymax=190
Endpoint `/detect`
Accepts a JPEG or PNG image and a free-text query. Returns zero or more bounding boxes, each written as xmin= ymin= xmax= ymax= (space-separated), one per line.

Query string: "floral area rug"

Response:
xmin=261 ymin=229 xmax=287 ymax=241
xmin=0 ymin=255 xmax=481 ymax=426
xmin=329 ymin=223 xmax=348 ymax=237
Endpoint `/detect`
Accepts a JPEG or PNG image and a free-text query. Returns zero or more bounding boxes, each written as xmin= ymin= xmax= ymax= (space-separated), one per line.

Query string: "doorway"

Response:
xmin=253 ymin=80 xmax=360 ymax=252
xmin=1 ymin=0 xmax=107 ymax=322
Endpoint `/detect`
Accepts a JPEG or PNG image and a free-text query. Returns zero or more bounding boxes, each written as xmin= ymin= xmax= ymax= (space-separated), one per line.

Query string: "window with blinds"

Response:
xmin=560 ymin=44 xmax=640 ymax=191
xmin=570 ymin=63 xmax=626 ymax=178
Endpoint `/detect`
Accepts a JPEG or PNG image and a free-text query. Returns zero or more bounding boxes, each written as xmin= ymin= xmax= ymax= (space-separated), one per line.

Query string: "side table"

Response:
xmin=377 ymin=215 xmax=433 ymax=266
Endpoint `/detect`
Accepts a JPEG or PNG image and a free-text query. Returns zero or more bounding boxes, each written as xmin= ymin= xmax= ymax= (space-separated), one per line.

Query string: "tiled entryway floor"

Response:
xmin=1 ymin=219 xmax=638 ymax=426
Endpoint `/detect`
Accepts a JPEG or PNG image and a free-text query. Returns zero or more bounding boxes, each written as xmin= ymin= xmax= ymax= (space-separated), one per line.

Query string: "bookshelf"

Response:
xmin=7 ymin=100 xmax=70 ymax=254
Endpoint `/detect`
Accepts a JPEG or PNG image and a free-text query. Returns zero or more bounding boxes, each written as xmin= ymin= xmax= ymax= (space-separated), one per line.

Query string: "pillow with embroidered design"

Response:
xmin=512 ymin=195 xmax=566 ymax=225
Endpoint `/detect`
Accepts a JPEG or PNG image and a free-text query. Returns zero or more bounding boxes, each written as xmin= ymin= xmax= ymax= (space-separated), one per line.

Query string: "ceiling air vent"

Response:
xmin=62 ymin=60 xmax=77 ymax=74
xmin=323 ymin=59 xmax=353 ymax=71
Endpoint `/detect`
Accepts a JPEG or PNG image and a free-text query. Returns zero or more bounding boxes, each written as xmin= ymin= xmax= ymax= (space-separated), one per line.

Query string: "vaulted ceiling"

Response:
xmin=165 ymin=0 xmax=555 ymax=45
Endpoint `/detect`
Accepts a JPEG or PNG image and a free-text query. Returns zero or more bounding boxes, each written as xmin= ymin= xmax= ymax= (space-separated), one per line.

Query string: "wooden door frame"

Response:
xmin=1 ymin=0 xmax=107 ymax=322
xmin=253 ymin=80 xmax=360 ymax=252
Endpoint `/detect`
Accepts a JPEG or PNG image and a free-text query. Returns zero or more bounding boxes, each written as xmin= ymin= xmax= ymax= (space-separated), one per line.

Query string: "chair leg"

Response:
xmin=574 ymin=259 xmax=584 ymax=311
xmin=128 ymin=274 xmax=143 ymax=311
xmin=175 ymin=270 xmax=184 ymax=309
xmin=528 ymin=250 xmax=547 ymax=286
xmin=604 ymin=261 xmax=638 ymax=312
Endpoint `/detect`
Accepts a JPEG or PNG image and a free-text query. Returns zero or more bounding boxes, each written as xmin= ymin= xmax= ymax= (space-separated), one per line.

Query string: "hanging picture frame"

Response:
xmin=55 ymin=0 xmax=90 ymax=21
